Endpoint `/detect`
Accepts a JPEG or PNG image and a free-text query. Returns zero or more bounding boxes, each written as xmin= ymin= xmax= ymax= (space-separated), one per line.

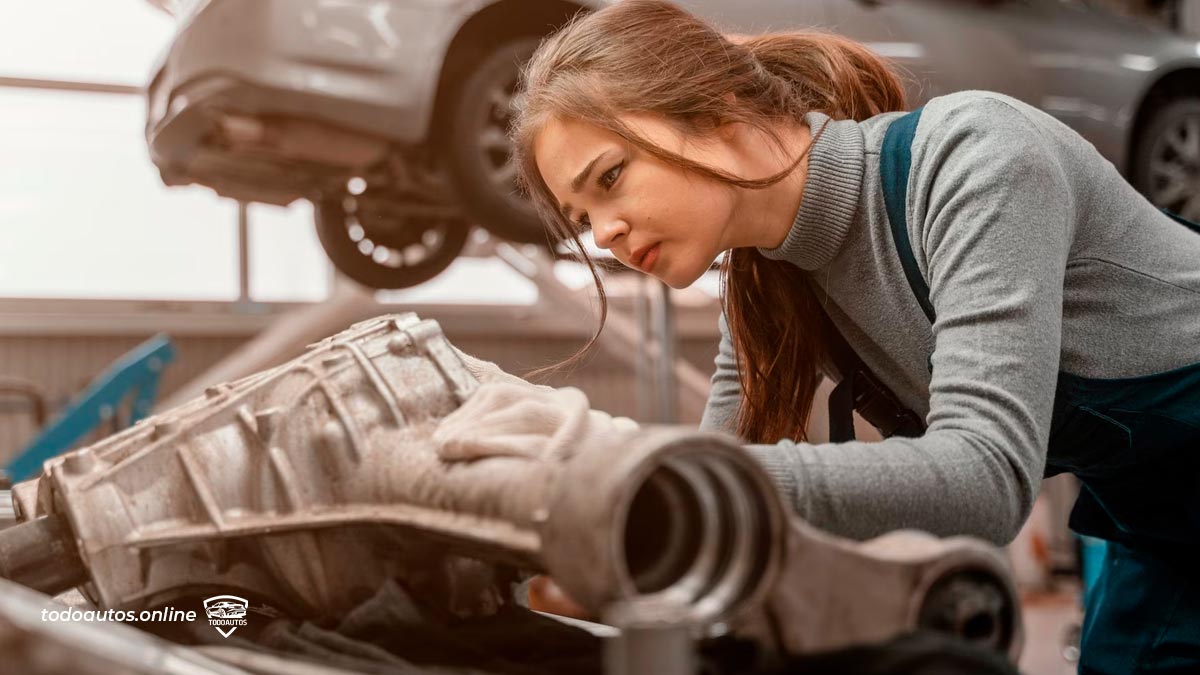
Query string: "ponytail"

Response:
xmin=726 ymin=32 xmax=906 ymax=443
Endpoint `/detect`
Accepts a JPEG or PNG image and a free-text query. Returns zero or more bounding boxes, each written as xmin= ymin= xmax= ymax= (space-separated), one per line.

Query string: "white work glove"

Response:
xmin=433 ymin=380 xmax=639 ymax=463
xmin=452 ymin=347 xmax=549 ymax=390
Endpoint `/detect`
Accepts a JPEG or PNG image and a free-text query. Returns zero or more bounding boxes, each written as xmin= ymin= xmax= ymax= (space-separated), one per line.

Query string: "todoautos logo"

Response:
xmin=203 ymin=595 xmax=248 ymax=637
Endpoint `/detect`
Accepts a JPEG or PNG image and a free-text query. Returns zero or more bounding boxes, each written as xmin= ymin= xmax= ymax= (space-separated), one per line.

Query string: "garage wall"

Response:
xmin=0 ymin=300 xmax=725 ymax=465
xmin=0 ymin=334 xmax=248 ymax=461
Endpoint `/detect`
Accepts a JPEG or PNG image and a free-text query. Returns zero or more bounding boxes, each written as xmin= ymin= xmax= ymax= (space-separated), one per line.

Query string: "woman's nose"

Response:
xmin=590 ymin=216 xmax=629 ymax=250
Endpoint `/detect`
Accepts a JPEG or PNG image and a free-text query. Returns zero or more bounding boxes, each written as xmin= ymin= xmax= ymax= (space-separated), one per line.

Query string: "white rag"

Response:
xmin=436 ymin=350 xmax=638 ymax=462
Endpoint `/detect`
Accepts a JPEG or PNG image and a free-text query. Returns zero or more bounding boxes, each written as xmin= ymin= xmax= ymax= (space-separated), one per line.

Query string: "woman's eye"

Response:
xmin=599 ymin=162 xmax=623 ymax=190
xmin=569 ymin=162 xmax=621 ymax=232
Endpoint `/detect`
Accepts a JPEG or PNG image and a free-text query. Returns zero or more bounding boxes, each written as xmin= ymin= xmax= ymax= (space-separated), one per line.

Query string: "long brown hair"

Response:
xmin=510 ymin=0 xmax=905 ymax=443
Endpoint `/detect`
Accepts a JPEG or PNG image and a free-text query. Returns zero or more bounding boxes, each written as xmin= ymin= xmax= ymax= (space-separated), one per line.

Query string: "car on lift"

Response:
xmin=145 ymin=0 xmax=1200 ymax=289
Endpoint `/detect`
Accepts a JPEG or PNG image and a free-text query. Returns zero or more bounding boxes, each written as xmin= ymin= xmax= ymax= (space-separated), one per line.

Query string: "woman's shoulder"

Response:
xmin=859 ymin=90 xmax=1074 ymax=176
xmin=858 ymin=90 xmax=1053 ymax=159
xmin=920 ymin=90 xmax=1051 ymax=132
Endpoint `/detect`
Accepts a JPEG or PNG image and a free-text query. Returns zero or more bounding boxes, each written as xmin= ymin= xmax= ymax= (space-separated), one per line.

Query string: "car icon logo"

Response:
xmin=203 ymin=595 xmax=249 ymax=637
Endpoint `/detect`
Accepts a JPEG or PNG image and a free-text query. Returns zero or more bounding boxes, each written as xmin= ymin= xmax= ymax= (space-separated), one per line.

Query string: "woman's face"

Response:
xmin=532 ymin=113 xmax=744 ymax=289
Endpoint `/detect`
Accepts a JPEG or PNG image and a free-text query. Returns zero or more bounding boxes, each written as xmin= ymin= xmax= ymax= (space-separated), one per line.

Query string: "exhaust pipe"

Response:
xmin=541 ymin=429 xmax=784 ymax=623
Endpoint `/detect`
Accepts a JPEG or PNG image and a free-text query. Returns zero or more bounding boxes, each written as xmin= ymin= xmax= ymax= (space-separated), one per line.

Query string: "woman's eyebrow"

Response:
xmin=558 ymin=149 xmax=611 ymax=218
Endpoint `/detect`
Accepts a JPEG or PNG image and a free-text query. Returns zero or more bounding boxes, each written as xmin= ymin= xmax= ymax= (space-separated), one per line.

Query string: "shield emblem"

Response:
xmin=203 ymin=594 xmax=248 ymax=637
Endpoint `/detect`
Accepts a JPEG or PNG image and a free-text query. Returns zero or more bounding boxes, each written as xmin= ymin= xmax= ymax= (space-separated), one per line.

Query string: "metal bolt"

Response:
xmin=318 ymin=420 xmax=344 ymax=454
xmin=255 ymin=411 xmax=277 ymax=442
xmin=63 ymin=450 xmax=99 ymax=476
xmin=387 ymin=335 xmax=413 ymax=354
xmin=152 ymin=421 xmax=178 ymax=440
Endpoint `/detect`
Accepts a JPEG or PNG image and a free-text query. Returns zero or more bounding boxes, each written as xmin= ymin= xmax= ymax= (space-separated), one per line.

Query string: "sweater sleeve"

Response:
xmin=744 ymin=98 xmax=1072 ymax=545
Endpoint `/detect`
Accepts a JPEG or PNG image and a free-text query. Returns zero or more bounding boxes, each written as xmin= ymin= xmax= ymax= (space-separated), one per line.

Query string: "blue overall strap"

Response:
xmin=820 ymin=108 xmax=932 ymax=442
xmin=1161 ymin=207 xmax=1200 ymax=234
xmin=880 ymin=108 xmax=936 ymax=324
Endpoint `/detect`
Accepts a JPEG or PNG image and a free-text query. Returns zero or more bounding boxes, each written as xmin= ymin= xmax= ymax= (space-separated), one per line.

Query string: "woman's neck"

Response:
xmin=729 ymin=120 xmax=812 ymax=250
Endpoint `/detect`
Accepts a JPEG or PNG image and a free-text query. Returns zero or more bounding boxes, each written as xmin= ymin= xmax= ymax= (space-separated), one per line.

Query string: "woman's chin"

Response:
xmin=657 ymin=263 xmax=705 ymax=290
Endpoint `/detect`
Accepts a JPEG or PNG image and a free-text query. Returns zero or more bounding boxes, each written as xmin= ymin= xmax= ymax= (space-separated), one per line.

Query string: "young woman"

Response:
xmin=504 ymin=1 xmax=1200 ymax=671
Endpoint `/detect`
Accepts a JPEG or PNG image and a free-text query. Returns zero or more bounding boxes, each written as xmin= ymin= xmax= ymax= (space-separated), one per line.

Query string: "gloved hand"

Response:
xmin=432 ymin=380 xmax=639 ymax=462
xmin=452 ymin=347 xmax=548 ymax=390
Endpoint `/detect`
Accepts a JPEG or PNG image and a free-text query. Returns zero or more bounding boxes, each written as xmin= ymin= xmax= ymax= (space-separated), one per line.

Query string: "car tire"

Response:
xmin=1132 ymin=97 xmax=1200 ymax=222
xmin=313 ymin=189 xmax=470 ymax=289
xmin=439 ymin=37 xmax=552 ymax=246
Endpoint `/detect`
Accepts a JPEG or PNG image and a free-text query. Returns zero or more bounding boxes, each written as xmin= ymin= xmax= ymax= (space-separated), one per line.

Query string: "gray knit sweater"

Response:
xmin=699 ymin=90 xmax=1200 ymax=545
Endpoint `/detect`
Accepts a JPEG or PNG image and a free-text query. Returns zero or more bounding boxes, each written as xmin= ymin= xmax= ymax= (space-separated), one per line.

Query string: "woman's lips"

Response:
xmin=638 ymin=243 xmax=660 ymax=273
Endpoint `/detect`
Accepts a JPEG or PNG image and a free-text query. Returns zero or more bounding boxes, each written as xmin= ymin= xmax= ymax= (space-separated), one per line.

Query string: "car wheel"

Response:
xmin=313 ymin=186 xmax=470 ymax=289
xmin=440 ymin=37 xmax=551 ymax=246
xmin=1133 ymin=97 xmax=1200 ymax=222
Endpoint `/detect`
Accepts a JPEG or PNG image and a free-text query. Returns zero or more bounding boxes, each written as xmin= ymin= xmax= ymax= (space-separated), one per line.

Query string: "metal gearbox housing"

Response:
xmin=3 ymin=313 xmax=1022 ymax=661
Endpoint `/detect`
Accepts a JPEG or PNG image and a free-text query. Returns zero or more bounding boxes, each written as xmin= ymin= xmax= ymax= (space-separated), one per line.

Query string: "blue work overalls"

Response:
xmin=880 ymin=110 xmax=1200 ymax=674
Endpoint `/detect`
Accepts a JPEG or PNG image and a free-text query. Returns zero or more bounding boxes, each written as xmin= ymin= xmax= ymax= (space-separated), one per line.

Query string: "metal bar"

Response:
xmin=0 ymin=76 xmax=142 ymax=96
xmin=634 ymin=275 xmax=654 ymax=422
xmin=0 ymin=378 xmax=48 ymax=426
xmin=0 ymin=515 xmax=87 ymax=595
xmin=652 ymin=279 xmax=679 ymax=424
xmin=604 ymin=603 xmax=695 ymax=675
xmin=237 ymin=201 xmax=250 ymax=303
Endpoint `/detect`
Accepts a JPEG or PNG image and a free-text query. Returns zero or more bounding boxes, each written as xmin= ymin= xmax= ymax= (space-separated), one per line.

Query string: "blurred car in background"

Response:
xmin=145 ymin=0 xmax=1200 ymax=288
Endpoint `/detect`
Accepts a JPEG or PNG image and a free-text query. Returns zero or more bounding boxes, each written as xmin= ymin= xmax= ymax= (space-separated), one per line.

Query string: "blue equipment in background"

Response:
xmin=4 ymin=334 xmax=175 ymax=482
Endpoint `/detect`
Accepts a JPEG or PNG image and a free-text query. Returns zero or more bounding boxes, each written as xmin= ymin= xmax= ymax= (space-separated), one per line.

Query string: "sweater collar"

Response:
xmin=756 ymin=112 xmax=865 ymax=270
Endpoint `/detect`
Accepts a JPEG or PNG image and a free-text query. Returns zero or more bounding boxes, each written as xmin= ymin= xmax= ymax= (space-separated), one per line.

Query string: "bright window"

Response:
xmin=0 ymin=2 xmax=332 ymax=303
xmin=249 ymin=202 xmax=332 ymax=303
xmin=0 ymin=88 xmax=241 ymax=300
xmin=0 ymin=0 xmax=173 ymax=87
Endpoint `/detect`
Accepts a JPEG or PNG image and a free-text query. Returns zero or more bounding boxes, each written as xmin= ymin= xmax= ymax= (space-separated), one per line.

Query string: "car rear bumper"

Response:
xmin=146 ymin=0 xmax=462 ymax=202
xmin=147 ymin=72 xmax=401 ymax=204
